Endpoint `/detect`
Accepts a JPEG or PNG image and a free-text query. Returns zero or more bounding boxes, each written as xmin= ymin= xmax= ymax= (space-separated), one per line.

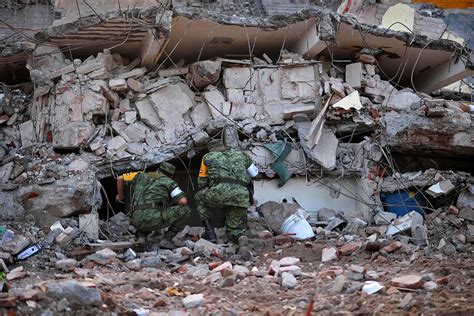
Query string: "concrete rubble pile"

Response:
xmin=0 ymin=1 xmax=473 ymax=313
xmin=2 ymin=43 xmax=472 ymax=223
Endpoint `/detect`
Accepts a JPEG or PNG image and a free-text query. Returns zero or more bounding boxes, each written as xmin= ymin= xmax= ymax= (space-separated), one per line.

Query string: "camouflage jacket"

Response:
xmin=130 ymin=172 xmax=185 ymax=210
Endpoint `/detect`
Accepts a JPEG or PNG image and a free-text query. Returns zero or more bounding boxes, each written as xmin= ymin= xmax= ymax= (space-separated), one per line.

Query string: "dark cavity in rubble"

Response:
xmin=97 ymin=152 xmax=227 ymax=226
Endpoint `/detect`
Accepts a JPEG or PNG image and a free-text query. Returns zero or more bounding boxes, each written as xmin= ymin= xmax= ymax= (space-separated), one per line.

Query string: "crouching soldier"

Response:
xmin=116 ymin=162 xmax=191 ymax=248
xmin=195 ymin=128 xmax=259 ymax=244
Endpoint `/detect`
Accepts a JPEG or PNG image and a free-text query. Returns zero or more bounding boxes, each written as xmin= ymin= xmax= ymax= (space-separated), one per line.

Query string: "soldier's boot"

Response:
xmin=202 ymin=219 xmax=218 ymax=243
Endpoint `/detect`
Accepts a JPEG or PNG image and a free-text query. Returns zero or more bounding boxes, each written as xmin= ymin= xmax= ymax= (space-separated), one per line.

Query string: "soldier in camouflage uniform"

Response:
xmin=116 ymin=162 xmax=190 ymax=248
xmin=195 ymin=134 xmax=259 ymax=243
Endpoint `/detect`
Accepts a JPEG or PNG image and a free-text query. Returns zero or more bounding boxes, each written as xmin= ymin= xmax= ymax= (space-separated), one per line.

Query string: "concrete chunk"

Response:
xmin=123 ymin=122 xmax=147 ymax=143
xmin=47 ymin=64 xmax=75 ymax=80
xmin=124 ymin=111 xmax=137 ymax=124
xmin=55 ymin=227 xmax=76 ymax=246
xmin=182 ymin=294 xmax=204 ymax=309
xmin=345 ymin=62 xmax=363 ymax=89
xmin=322 ymin=247 xmax=338 ymax=262
xmin=281 ymin=272 xmax=297 ymax=289
xmin=283 ymin=104 xmax=315 ymax=119
xmin=107 ymin=136 xmax=127 ymax=152
xmin=279 ymin=257 xmax=300 ymax=267
xmin=126 ymin=78 xmax=144 ymax=93
xmin=76 ymin=62 xmax=103 ymax=75
xmin=117 ymin=67 xmax=146 ymax=80
xmin=19 ymin=120 xmax=36 ymax=147
xmin=79 ymin=213 xmax=99 ymax=240
xmin=374 ymin=211 xmax=397 ymax=225
xmin=332 ymin=90 xmax=363 ymax=111
xmin=223 ymin=68 xmax=255 ymax=90
xmin=426 ymin=180 xmax=455 ymax=198
xmin=109 ymin=79 xmax=128 ymax=92
xmin=0 ymin=235 xmax=30 ymax=255
xmin=310 ymin=128 xmax=338 ymax=170
xmin=88 ymin=67 xmax=112 ymax=80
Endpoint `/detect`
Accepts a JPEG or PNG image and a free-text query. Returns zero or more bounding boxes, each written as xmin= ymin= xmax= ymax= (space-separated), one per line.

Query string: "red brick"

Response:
xmin=338 ymin=241 xmax=362 ymax=256
xmin=381 ymin=241 xmax=402 ymax=254
xmin=391 ymin=275 xmax=423 ymax=289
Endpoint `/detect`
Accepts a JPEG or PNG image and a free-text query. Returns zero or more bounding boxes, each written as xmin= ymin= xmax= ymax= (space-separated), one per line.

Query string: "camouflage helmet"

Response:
xmin=159 ymin=161 xmax=176 ymax=176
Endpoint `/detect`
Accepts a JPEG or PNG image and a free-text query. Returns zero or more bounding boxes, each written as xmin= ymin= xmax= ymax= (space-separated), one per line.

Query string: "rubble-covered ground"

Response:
xmin=0 ymin=207 xmax=473 ymax=315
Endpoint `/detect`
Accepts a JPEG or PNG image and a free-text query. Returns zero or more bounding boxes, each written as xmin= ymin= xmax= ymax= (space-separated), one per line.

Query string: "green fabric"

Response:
xmin=131 ymin=205 xmax=191 ymax=235
xmin=264 ymin=140 xmax=293 ymax=187
xmin=196 ymin=149 xmax=252 ymax=241
xmin=130 ymin=172 xmax=188 ymax=234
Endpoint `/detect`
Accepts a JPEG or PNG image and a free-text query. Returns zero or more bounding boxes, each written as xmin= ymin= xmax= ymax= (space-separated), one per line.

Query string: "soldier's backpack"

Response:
xmin=129 ymin=172 xmax=167 ymax=213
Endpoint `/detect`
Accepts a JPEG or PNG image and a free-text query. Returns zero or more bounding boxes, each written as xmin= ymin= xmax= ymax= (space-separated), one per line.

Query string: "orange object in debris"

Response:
xmin=166 ymin=287 xmax=185 ymax=297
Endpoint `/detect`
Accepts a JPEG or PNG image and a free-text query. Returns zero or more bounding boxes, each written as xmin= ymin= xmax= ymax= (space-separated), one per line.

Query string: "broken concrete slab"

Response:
xmin=383 ymin=110 xmax=473 ymax=155
xmin=223 ymin=67 xmax=256 ymax=90
xmin=306 ymin=128 xmax=338 ymax=170
xmin=203 ymin=85 xmax=230 ymax=119
xmin=19 ymin=120 xmax=36 ymax=147
xmin=79 ymin=213 xmax=99 ymax=240
xmin=332 ymin=90 xmax=363 ymax=111
xmin=116 ymin=67 xmax=146 ymax=80
xmin=0 ymin=162 xmax=14 ymax=183
xmin=45 ymin=280 xmax=102 ymax=307
xmin=386 ymin=211 xmax=424 ymax=237
xmin=145 ymin=82 xmax=196 ymax=142
xmin=280 ymin=65 xmax=319 ymax=101
xmin=426 ymin=180 xmax=455 ymax=198
xmin=321 ymin=247 xmax=338 ymax=262
xmin=14 ymin=171 xmax=101 ymax=227
xmin=345 ymin=62 xmax=362 ymax=89
xmin=109 ymin=79 xmax=128 ymax=92
xmin=374 ymin=211 xmax=397 ymax=225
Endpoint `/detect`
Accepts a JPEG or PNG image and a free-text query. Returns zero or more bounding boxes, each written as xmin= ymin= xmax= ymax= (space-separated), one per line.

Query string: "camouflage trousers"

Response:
xmin=131 ymin=205 xmax=191 ymax=238
xmin=195 ymin=187 xmax=248 ymax=243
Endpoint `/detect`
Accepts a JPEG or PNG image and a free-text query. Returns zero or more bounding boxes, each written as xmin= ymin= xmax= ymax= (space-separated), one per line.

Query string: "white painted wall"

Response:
xmin=254 ymin=177 xmax=371 ymax=219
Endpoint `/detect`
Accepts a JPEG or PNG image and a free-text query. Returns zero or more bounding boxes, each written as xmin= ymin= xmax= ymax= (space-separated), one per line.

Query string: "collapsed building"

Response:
xmin=0 ymin=0 xmax=473 ymax=314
